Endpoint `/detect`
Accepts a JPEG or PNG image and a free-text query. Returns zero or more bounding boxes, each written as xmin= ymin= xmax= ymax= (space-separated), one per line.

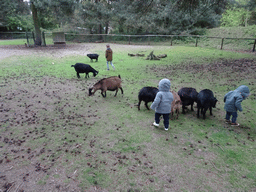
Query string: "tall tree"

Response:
xmin=0 ymin=0 xmax=30 ymax=30
xmin=75 ymin=0 xmax=113 ymax=36
xmin=31 ymin=1 xmax=42 ymax=45
xmin=112 ymin=0 xmax=229 ymax=35
xmin=29 ymin=0 xmax=78 ymax=46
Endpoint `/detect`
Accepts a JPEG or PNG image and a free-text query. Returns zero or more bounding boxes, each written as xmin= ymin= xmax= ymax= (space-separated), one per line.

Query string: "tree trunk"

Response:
xmin=31 ymin=2 xmax=42 ymax=46
xmin=105 ymin=22 xmax=109 ymax=34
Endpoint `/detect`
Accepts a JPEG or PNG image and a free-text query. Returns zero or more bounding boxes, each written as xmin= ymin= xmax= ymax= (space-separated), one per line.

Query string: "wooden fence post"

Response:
xmin=253 ymin=39 xmax=256 ymax=52
xmin=26 ymin=32 xmax=30 ymax=46
xmin=221 ymin=38 xmax=224 ymax=50
xmin=195 ymin=36 xmax=198 ymax=47
xmin=129 ymin=35 xmax=131 ymax=45
xmin=171 ymin=36 xmax=173 ymax=46
xmin=32 ymin=32 xmax=36 ymax=44
xmin=42 ymin=31 xmax=46 ymax=46
xmin=148 ymin=36 xmax=150 ymax=45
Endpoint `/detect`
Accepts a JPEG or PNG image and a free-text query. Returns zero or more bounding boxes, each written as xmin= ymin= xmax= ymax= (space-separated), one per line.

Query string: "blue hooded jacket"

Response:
xmin=150 ymin=79 xmax=174 ymax=114
xmin=224 ymin=85 xmax=250 ymax=112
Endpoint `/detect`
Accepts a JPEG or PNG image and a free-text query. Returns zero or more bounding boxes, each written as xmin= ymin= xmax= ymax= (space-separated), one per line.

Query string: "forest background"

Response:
xmin=1 ymin=0 xmax=256 ymax=46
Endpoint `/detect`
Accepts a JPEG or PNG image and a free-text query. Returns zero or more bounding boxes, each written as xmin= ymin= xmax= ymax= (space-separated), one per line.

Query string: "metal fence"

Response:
xmin=0 ymin=31 xmax=255 ymax=52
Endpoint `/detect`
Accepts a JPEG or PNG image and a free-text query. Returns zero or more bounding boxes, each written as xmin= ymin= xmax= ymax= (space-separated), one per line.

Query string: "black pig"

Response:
xmin=71 ymin=63 xmax=98 ymax=78
xmin=197 ymin=89 xmax=218 ymax=119
xmin=178 ymin=87 xmax=198 ymax=114
xmin=87 ymin=54 xmax=99 ymax=62
xmin=138 ymin=87 xmax=159 ymax=110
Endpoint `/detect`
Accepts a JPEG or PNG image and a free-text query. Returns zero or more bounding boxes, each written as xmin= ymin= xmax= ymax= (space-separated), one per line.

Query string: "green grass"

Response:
xmin=0 ymin=43 xmax=256 ymax=191
xmin=0 ymin=38 xmax=60 ymax=46
xmin=0 ymin=39 xmax=28 ymax=45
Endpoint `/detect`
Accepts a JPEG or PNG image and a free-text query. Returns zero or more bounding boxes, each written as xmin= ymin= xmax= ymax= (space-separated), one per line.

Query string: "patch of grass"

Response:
xmin=0 ymin=43 xmax=256 ymax=191
xmin=37 ymin=180 xmax=46 ymax=185
xmin=0 ymin=39 xmax=27 ymax=45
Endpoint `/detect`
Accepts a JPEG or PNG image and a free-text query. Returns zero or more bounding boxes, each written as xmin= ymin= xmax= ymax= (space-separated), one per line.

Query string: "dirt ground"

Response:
xmin=0 ymin=44 xmax=97 ymax=59
xmin=0 ymin=43 xmax=154 ymax=192
xmin=1 ymin=44 xmax=256 ymax=192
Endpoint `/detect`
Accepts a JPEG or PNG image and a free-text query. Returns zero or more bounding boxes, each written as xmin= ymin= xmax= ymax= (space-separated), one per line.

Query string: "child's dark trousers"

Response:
xmin=155 ymin=113 xmax=169 ymax=128
xmin=225 ymin=111 xmax=237 ymax=123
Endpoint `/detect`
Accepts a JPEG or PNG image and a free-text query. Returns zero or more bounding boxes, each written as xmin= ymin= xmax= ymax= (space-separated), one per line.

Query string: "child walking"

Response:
xmin=105 ymin=44 xmax=115 ymax=70
xmin=150 ymin=78 xmax=173 ymax=131
xmin=224 ymin=85 xmax=250 ymax=126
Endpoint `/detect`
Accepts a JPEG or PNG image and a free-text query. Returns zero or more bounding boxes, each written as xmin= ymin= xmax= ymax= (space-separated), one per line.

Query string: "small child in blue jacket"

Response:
xmin=150 ymin=79 xmax=173 ymax=131
xmin=224 ymin=85 xmax=250 ymax=126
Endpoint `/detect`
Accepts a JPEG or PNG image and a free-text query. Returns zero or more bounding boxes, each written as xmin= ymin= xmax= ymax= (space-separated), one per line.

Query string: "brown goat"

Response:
xmin=88 ymin=75 xmax=123 ymax=97
xmin=171 ymin=91 xmax=181 ymax=119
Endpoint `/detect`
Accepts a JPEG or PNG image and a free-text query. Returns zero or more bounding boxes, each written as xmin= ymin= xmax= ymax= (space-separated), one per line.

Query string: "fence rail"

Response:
xmin=0 ymin=32 xmax=255 ymax=52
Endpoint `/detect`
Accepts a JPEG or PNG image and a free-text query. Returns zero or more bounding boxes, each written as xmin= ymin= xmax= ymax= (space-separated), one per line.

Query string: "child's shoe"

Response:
xmin=153 ymin=122 xmax=159 ymax=127
xmin=164 ymin=127 xmax=168 ymax=131
xmin=231 ymin=122 xmax=240 ymax=126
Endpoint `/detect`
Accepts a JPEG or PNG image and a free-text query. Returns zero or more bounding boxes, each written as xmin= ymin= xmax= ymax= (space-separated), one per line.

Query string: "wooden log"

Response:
xmin=157 ymin=54 xmax=167 ymax=58
xmin=253 ymin=39 xmax=256 ymax=52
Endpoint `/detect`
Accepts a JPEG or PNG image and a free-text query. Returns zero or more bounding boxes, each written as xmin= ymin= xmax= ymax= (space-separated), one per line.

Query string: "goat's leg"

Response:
xmin=203 ymin=108 xmax=206 ymax=119
xmin=145 ymin=102 xmax=150 ymax=110
xmin=114 ymin=89 xmax=119 ymax=97
xmin=197 ymin=107 xmax=200 ymax=118
xmin=182 ymin=105 xmax=186 ymax=114
xmin=170 ymin=111 xmax=174 ymax=120
xmin=176 ymin=108 xmax=179 ymax=119
xmin=77 ymin=72 xmax=80 ymax=78
xmin=138 ymin=100 xmax=141 ymax=110
xmin=120 ymin=87 xmax=124 ymax=94
xmin=209 ymin=107 xmax=213 ymax=115
xmin=191 ymin=102 xmax=194 ymax=111
xmin=101 ymin=91 xmax=106 ymax=97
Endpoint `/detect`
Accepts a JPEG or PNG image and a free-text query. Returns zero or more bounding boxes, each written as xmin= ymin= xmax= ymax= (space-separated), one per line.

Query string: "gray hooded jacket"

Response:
xmin=150 ymin=79 xmax=173 ymax=114
xmin=224 ymin=85 xmax=250 ymax=112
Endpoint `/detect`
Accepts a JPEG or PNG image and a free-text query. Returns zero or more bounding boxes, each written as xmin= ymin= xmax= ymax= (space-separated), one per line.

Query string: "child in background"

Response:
xmin=224 ymin=85 xmax=250 ymax=126
xmin=150 ymin=78 xmax=173 ymax=131
xmin=105 ymin=44 xmax=115 ymax=70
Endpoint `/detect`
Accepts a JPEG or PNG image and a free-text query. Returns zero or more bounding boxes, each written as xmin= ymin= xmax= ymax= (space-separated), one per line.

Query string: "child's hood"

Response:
xmin=158 ymin=79 xmax=171 ymax=92
xmin=235 ymin=85 xmax=250 ymax=99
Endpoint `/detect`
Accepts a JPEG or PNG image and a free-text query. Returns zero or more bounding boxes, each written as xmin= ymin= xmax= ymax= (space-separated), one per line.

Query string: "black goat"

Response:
xmin=197 ymin=89 xmax=218 ymax=119
xmin=138 ymin=87 xmax=159 ymax=110
xmin=71 ymin=63 xmax=98 ymax=78
xmin=178 ymin=87 xmax=198 ymax=114
xmin=87 ymin=54 xmax=99 ymax=62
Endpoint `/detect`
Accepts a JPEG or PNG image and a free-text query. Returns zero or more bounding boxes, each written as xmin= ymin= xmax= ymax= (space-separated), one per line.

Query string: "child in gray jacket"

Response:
xmin=150 ymin=78 xmax=174 ymax=131
xmin=224 ymin=85 xmax=250 ymax=126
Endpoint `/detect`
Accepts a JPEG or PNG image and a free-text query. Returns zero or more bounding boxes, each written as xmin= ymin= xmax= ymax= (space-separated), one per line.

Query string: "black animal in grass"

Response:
xmin=178 ymin=87 xmax=198 ymax=114
xmin=71 ymin=63 xmax=98 ymax=79
xmin=87 ymin=54 xmax=99 ymax=62
xmin=138 ymin=87 xmax=159 ymax=110
xmin=197 ymin=89 xmax=218 ymax=119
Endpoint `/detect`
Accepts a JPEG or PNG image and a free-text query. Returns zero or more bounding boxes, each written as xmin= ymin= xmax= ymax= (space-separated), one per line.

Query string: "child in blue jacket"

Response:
xmin=224 ymin=85 xmax=250 ymax=126
xmin=150 ymin=78 xmax=173 ymax=131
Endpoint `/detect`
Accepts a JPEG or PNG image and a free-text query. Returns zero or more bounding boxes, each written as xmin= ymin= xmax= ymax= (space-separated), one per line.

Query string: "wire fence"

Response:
xmin=0 ymin=31 xmax=255 ymax=52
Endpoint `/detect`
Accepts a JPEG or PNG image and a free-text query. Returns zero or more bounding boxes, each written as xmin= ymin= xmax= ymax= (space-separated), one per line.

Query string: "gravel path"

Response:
xmin=0 ymin=44 xmax=97 ymax=59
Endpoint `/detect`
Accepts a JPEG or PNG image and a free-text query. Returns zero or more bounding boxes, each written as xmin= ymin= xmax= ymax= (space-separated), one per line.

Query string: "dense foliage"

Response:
xmin=1 ymin=0 xmax=256 ymax=45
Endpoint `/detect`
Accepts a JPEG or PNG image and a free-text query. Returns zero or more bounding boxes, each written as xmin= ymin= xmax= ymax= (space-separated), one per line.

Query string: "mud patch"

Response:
xmin=147 ymin=58 xmax=256 ymax=81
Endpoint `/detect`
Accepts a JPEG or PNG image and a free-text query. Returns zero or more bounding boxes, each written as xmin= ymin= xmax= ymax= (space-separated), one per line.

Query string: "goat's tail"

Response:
xmin=71 ymin=65 xmax=75 ymax=67
xmin=118 ymin=75 xmax=121 ymax=79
